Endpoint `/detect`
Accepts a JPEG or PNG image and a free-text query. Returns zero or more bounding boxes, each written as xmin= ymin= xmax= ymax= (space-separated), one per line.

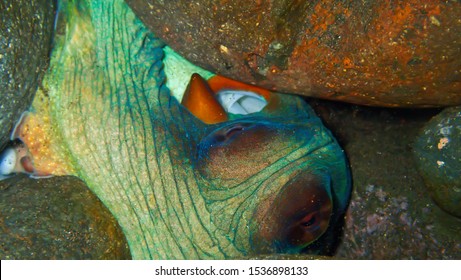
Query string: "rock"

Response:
xmin=0 ymin=0 xmax=55 ymax=150
xmin=413 ymin=106 xmax=461 ymax=218
xmin=126 ymin=0 xmax=461 ymax=107
xmin=0 ymin=175 xmax=131 ymax=259
xmin=309 ymin=100 xmax=461 ymax=259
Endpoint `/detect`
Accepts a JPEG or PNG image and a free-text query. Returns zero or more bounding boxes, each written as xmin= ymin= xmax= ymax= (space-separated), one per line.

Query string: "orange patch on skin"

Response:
xmin=181 ymin=73 xmax=228 ymax=124
xmin=183 ymin=73 xmax=278 ymax=124
xmin=14 ymin=111 xmax=75 ymax=177
xmin=20 ymin=156 xmax=35 ymax=173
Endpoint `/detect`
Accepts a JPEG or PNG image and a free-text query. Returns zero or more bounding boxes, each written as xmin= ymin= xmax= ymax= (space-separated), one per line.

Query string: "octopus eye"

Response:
xmin=221 ymin=124 xmax=247 ymax=140
xmin=300 ymin=212 xmax=317 ymax=228
xmin=207 ymin=122 xmax=254 ymax=145
xmin=225 ymin=124 xmax=245 ymax=136
xmin=252 ymin=173 xmax=333 ymax=253
xmin=196 ymin=121 xmax=281 ymax=180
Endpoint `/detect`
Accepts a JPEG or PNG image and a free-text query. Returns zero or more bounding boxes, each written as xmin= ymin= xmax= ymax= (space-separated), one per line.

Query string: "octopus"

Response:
xmin=0 ymin=0 xmax=351 ymax=259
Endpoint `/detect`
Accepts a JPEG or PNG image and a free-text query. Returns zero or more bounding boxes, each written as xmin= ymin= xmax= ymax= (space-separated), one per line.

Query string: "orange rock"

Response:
xmin=128 ymin=0 xmax=461 ymax=107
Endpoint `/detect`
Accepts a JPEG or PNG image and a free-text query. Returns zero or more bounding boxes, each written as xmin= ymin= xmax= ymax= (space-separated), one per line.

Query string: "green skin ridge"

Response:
xmin=40 ymin=0 xmax=350 ymax=259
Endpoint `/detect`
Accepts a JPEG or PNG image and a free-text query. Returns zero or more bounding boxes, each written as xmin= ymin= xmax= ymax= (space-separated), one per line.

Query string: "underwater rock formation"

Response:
xmin=307 ymin=100 xmax=461 ymax=259
xmin=414 ymin=106 xmax=461 ymax=218
xmin=126 ymin=0 xmax=461 ymax=107
xmin=0 ymin=0 xmax=55 ymax=150
xmin=0 ymin=0 xmax=350 ymax=259
xmin=0 ymin=175 xmax=131 ymax=259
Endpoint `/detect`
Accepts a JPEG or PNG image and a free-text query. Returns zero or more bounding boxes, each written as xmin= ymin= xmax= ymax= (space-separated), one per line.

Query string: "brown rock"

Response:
xmin=308 ymin=100 xmax=461 ymax=259
xmin=127 ymin=0 xmax=461 ymax=107
xmin=413 ymin=106 xmax=461 ymax=218
xmin=0 ymin=0 xmax=55 ymax=150
xmin=0 ymin=175 xmax=131 ymax=259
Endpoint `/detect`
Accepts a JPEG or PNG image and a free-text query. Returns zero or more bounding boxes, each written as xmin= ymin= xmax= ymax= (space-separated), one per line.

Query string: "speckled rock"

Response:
xmin=309 ymin=100 xmax=461 ymax=259
xmin=126 ymin=0 xmax=461 ymax=107
xmin=0 ymin=0 xmax=55 ymax=150
xmin=413 ymin=106 xmax=461 ymax=218
xmin=0 ymin=175 xmax=131 ymax=259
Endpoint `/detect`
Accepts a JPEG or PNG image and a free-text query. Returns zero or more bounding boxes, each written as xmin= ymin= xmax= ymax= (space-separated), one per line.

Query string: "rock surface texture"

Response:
xmin=413 ymin=106 xmax=461 ymax=218
xmin=309 ymin=100 xmax=461 ymax=259
xmin=0 ymin=175 xmax=131 ymax=259
xmin=0 ymin=0 xmax=55 ymax=150
xmin=127 ymin=0 xmax=461 ymax=107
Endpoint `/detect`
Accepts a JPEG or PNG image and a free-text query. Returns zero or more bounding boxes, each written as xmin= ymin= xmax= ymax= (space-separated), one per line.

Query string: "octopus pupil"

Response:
xmin=214 ymin=134 xmax=226 ymax=142
xmin=301 ymin=215 xmax=316 ymax=227
xmin=212 ymin=125 xmax=246 ymax=143
xmin=225 ymin=126 xmax=244 ymax=137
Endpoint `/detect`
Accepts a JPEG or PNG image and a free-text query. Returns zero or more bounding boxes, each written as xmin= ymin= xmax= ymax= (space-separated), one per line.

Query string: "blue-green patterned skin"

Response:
xmin=44 ymin=0 xmax=351 ymax=259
